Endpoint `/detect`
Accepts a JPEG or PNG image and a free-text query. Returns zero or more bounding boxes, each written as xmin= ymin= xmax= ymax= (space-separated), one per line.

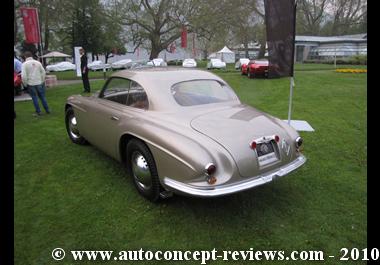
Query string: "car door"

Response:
xmin=84 ymin=78 xmax=150 ymax=160
xmin=82 ymin=77 xmax=133 ymax=159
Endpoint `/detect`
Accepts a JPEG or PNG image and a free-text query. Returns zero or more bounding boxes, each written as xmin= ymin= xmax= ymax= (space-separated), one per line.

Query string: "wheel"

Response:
xmin=65 ymin=107 xmax=87 ymax=145
xmin=126 ymin=139 xmax=161 ymax=202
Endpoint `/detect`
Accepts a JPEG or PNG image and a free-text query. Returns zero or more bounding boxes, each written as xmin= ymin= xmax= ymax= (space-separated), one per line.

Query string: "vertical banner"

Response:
xmin=181 ymin=26 xmax=187 ymax=48
xmin=74 ymin=47 xmax=82 ymax=77
xmin=20 ymin=7 xmax=41 ymax=44
xmin=264 ymin=0 xmax=296 ymax=78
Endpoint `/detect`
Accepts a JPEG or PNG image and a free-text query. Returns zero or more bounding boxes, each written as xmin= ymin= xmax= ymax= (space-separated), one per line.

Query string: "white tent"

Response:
xmin=216 ymin=46 xmax=235 ymax=63
xmin=41 ymin=51 xmax=71 ymax=58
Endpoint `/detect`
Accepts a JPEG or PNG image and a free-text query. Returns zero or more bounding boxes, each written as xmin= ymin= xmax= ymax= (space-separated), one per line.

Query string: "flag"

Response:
xmin=264 ymin=0 xmax=296 ymax=78
xmin=181 ymin=26 xmax=187 ymax=48
xmin=20 ymin=7 xmax=41 ymax=44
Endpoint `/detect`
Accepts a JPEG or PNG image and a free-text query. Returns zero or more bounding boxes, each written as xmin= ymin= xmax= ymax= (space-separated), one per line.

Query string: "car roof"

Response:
xmin=110 ymin=68 xmax=227 ymax=111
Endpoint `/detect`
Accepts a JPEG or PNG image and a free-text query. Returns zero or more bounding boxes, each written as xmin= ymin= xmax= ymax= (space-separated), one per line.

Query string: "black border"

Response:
xmin=366 ymin=1 xmax=377 ymax=262
xmin=1 ymin=0 xmax=15 ymax=264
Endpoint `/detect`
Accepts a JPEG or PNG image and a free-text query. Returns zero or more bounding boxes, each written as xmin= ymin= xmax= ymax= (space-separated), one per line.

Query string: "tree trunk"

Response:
xmin=44 ymin=18 xmax=49 ymax=52
xmin=202 ymin=49 xmax=208 ymax=60
xmin=150 ymin=47 xmax=160 ymax=60
xmin=258 ymin=37 xmax=266 ymax=59
xmin=149 ymin=33 xmax=162 ymax=60
xmin=244 ymin=41 xmax=249 ymax=58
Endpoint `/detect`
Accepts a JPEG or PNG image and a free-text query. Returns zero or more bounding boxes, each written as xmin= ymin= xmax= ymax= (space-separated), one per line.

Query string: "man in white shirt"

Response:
xmin=21 ymin=51 xmax=50 ymax=116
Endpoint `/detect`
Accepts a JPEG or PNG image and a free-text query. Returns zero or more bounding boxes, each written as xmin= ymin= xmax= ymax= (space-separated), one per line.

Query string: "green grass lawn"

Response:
xmin=14 ymin=69 xmax=367 ymax=264
xmin=51 ymin=63 xmax=367 ymax=80
xmin=51 ymin=70 xmax=110 ymax=80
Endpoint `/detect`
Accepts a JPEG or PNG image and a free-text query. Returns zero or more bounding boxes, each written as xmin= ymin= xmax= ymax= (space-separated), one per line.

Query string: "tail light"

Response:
xmin=274 ymin=135 xmax=280 ymax=142
xmin=250 ymin=141 xmax=257 ymax=149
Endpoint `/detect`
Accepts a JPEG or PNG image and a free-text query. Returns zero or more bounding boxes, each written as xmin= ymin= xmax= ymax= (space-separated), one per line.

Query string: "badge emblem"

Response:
xmin=281 ymin=139 xmax=291 ymax=156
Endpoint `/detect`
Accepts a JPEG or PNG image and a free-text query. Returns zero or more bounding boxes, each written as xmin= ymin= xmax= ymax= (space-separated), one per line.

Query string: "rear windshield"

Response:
xmin=171 ymin=80 xmax=237 ymax=106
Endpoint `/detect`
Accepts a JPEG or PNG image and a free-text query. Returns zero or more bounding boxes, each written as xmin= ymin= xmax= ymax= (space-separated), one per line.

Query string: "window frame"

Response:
xmin=170 ymin=79 xmax=238 ymax=107
xmin=99 ymin=77 xmax=149 ymax=110
xmin=99 ymin=77 xmax=131 ymax=99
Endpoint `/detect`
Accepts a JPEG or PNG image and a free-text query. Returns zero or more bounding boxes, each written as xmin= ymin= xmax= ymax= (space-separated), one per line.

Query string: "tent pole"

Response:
xmin=287 ymin=76 xmax=294 ymax=124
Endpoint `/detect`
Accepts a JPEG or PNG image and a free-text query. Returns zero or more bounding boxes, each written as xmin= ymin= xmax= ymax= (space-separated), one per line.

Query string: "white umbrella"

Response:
xmin=41 ymin=51 xmax=71 ymax=58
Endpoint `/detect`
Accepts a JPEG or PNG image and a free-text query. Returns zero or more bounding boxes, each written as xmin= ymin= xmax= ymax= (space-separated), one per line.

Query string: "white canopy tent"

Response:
xmin=41 ymin=51 xmax=71 ymax=58
xmin=216 ymin=46 xmax=235 ymax=63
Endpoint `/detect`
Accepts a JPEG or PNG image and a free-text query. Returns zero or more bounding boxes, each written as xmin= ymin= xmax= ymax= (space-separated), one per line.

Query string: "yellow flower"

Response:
xmin=336 ymin=68 xmax=367 ymax=73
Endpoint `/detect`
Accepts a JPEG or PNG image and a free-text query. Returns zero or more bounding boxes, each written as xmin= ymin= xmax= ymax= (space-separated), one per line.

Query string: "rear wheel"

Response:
xmin=126 ymin=139 xmax=160 ymax=202
xmin=65 ymin=107 xmax=87 ymax=145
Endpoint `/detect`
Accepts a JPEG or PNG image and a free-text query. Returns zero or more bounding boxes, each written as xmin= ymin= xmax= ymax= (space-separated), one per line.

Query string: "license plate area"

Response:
xmin=257 ymin=142 xmax=278 ymax=166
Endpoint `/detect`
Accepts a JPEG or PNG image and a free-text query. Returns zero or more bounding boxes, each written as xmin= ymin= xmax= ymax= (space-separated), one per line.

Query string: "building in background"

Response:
xmin=232 ymin=42 xmax=262 ymax=59
xmin=295 ymin=33 xmax=367 ymax=62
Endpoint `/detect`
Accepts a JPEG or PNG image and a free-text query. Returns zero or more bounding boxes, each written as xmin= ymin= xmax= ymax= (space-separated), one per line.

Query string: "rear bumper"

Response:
xmin=163 ymin=155 xmax=306 ymax=197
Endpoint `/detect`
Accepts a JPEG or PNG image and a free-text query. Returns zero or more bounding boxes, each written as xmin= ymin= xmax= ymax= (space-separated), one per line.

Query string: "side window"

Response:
xmin=126 ymin=81 xmax=149 ymax=109
xmin=101 ymin=78 xmax=130 ymax=105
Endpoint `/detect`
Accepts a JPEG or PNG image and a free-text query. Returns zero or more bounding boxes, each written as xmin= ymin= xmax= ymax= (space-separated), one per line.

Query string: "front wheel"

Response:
xmin=65 ymin=106 xmax=87 ymax=145
xmin=126 ymin=139 xmax=161 ymax=202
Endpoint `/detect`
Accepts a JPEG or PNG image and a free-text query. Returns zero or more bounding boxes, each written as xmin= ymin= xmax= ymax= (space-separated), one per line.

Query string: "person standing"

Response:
xmin=80 ymin=48 xmax=91 ymax=93
xmin=14 ymin=55 xmax=23 ymax=95
xmin=21 ymin=51 xmax=50 ymax=116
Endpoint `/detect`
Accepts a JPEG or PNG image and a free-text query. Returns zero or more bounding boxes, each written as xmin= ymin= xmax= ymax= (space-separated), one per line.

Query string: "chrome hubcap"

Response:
xmin=68 ymin=115 xmax=80 ymax=139
xmin=131 ymin=151 xmax=152 ymax=190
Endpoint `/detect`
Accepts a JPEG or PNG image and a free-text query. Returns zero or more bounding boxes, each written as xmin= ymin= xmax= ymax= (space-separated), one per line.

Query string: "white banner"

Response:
xmin=74 ymin=47 xmax=82 ymax=77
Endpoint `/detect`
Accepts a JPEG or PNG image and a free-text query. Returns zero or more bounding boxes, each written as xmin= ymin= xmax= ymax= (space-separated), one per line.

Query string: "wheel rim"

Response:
xmin=68 ymin=114 xmax=81 ymax=139
xmin=131 ymin=151 xmax=152 ymax=190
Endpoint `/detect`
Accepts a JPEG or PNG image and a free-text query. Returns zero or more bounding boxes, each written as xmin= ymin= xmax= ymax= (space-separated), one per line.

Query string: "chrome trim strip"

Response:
xmin=163 ymin=155 xmax=306 ymax=197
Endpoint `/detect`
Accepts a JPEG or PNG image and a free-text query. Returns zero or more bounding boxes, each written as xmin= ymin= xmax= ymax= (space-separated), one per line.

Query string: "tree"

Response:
xmin=297 ymin=0 xmax=329 ymax=35
xmin=120 ymin=0 xmax=197 ymax=59
xmin=226 ymin=0 xmax=265 ymax=58
xmin=295 ymin=0 xmax=367 ymax=36
xmin=324 ymin=0 xmax=367 ymax=35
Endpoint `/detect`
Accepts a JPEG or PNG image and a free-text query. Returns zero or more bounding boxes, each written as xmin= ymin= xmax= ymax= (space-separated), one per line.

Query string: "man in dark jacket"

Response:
xmin=80 ymin=48 xmax=91 ymax=92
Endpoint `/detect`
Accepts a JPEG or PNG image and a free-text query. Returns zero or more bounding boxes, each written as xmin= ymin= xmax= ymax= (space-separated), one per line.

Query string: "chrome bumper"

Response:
xmin=163 ymin=155 xmax=306 ymax=197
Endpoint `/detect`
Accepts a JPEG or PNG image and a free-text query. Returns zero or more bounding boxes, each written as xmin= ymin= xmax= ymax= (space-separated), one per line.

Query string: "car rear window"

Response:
xmin=171 ymin=80 xmax=237 ymax=106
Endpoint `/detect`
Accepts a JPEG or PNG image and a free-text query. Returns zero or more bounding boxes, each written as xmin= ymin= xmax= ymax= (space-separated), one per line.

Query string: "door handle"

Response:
xmin=110 ymin=116 xmax=120 ymax=121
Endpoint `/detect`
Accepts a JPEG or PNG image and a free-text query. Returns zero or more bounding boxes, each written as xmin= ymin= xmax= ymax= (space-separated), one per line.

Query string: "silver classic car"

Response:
xmin=65 ymin=68 xmax=306 ymax=201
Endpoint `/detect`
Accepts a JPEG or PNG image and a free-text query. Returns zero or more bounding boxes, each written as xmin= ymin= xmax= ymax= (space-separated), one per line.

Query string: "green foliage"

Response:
xmin=304 ymin=55 xmax=367 ymax=65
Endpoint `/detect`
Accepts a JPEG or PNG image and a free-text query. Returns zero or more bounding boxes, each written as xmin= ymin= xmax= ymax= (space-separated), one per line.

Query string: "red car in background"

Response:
xmin=241 ymin=60 xmax=269 ymax=78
